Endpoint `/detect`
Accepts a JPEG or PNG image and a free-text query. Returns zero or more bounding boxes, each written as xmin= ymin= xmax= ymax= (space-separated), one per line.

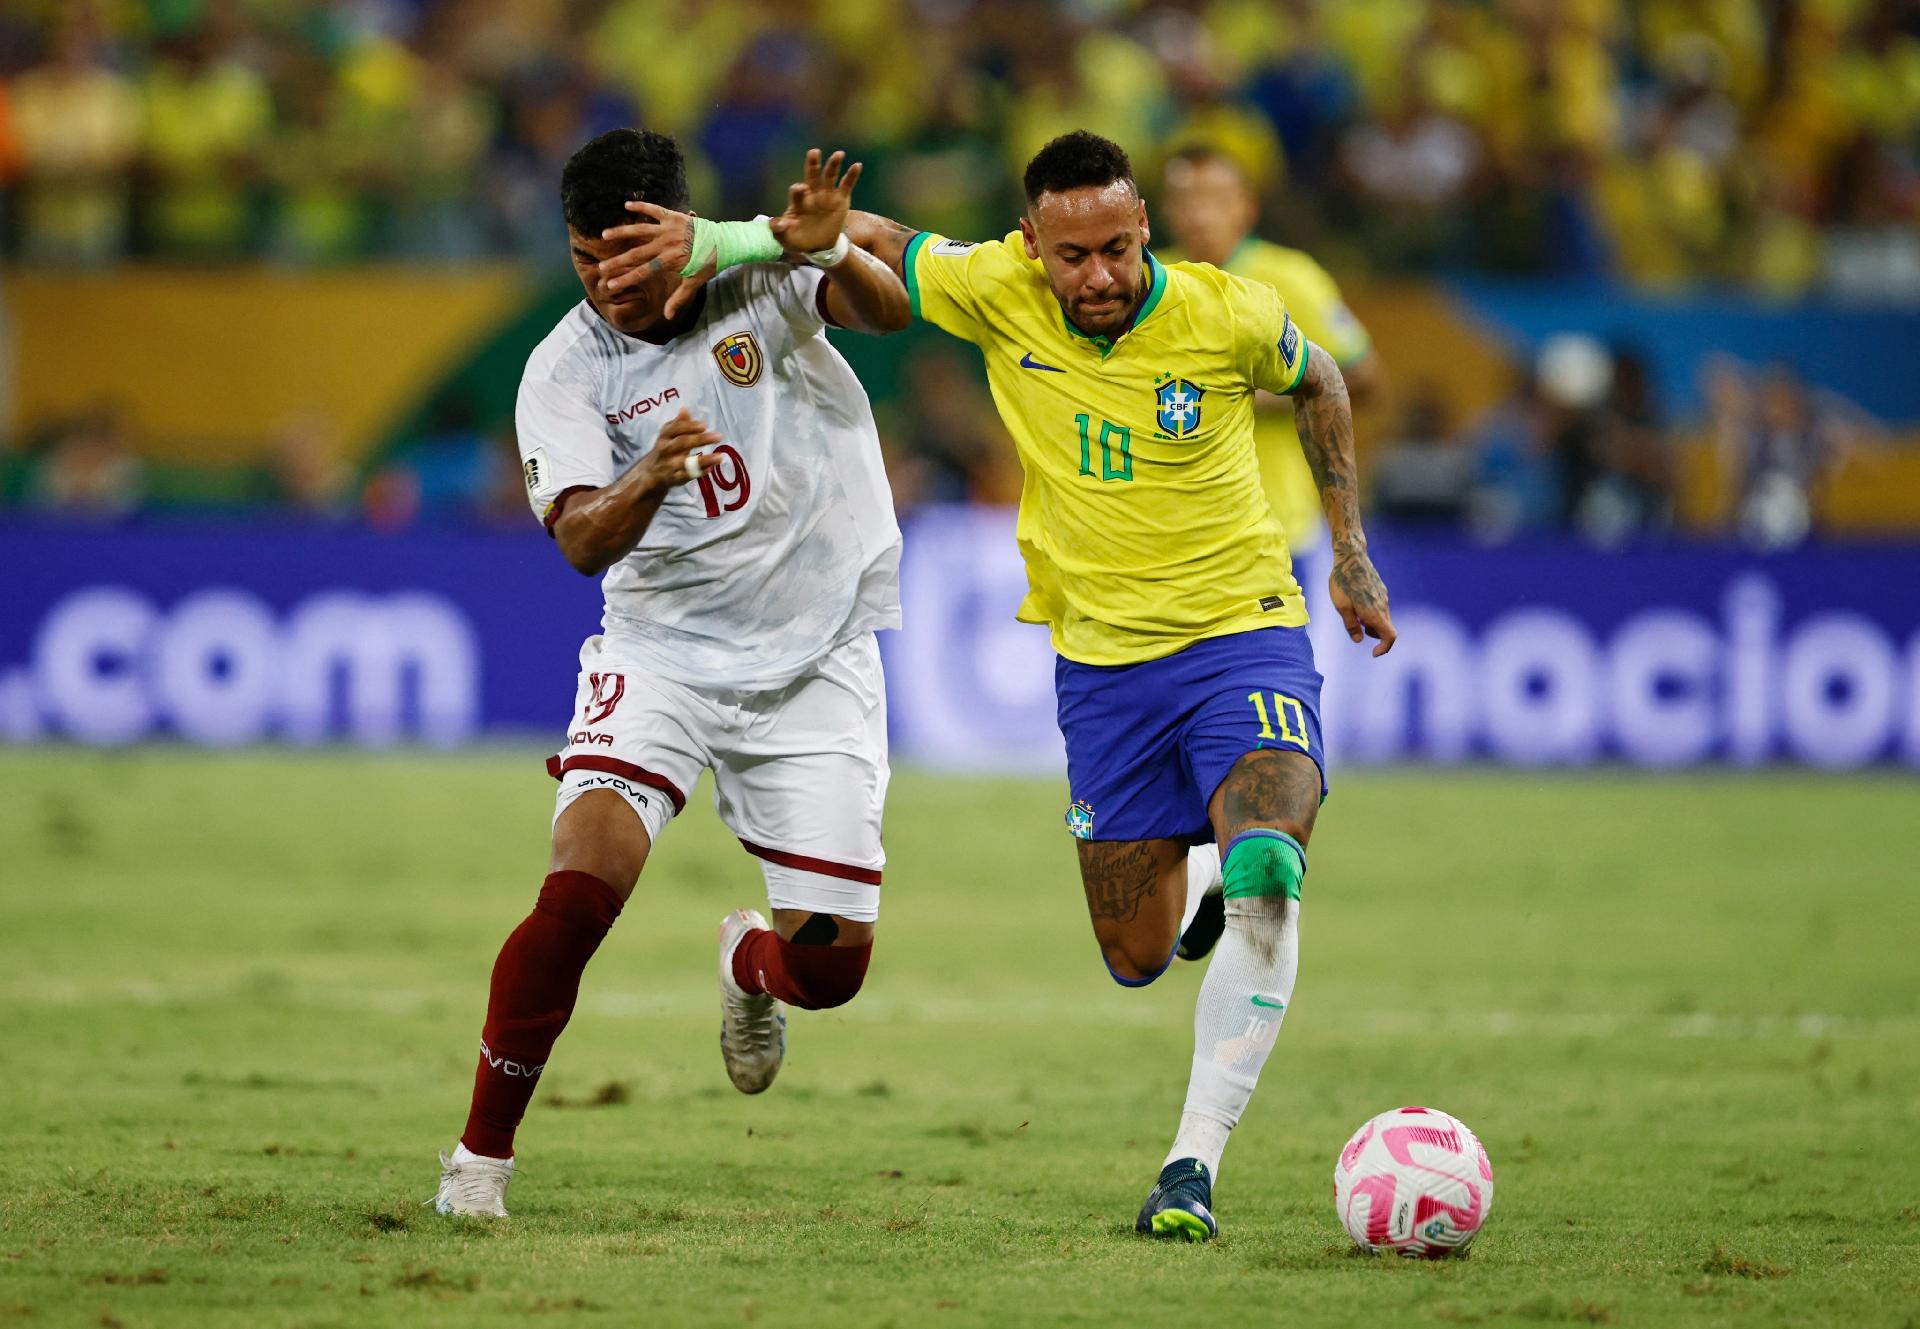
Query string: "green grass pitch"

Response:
xmin=2 ymin=750 xmax=1917 ymax=1327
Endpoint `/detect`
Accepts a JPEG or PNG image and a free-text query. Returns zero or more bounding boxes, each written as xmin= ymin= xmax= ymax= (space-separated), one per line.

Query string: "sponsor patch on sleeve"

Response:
xmin=931 ymin=238 xmax=980 ymax=257
xmin=523 ymin=448 xmax=547 ymax=493
xmin=1277 ymin=313 xmax=1301 ymax=371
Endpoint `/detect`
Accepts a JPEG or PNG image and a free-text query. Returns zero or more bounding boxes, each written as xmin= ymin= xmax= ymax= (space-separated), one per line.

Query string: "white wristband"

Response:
xmin=805 ymin=233 xmax=851 ymax=268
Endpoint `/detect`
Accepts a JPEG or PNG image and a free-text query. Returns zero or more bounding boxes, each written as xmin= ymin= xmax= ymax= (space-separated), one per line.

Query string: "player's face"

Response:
xmin=1021 ymin=183 xmax=1152 ymax=339
xmin=569 ymin=228 xmax=683 ymax=336
xmin=1162 ymin=156 xmax=1256 ymax=268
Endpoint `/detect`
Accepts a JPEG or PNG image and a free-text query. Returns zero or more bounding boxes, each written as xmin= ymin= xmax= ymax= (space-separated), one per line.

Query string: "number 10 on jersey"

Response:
xmin=1075 ymin=413 xmax=1133 ymax=482
xmin=1249 ymin=691 xmax=1310 ymax=750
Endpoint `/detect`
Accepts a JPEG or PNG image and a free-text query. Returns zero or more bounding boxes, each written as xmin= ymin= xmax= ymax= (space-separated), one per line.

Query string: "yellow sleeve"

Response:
xmin=1231 ymin=275 xmax=1310 ymax=396
xmin=903 ymin=231 xmax=1007 ymax=345
xmin=1276 ymin=254 xmax=1373 ymax=367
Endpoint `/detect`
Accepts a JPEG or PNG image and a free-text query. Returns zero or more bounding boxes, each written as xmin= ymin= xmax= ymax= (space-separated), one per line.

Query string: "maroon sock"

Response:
xmin=731 ymin=929 xmax=872 ymax=1010
xmin=460 ymin=871 xmax=623 ymax=1158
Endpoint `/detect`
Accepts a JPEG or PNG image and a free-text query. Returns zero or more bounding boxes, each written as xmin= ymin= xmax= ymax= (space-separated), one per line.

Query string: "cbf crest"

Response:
xmin=1065 ymin=800 xmax=1096 ymax=840
xmin=1154 ymin=374 xmax=1205 ymax=438
xmin=712 ymin=331 xmax=763 ymax=388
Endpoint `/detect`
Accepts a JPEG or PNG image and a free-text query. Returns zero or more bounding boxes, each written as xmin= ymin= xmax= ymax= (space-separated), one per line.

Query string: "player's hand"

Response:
xmin=771 ymin=148 xmax=862 ymax=256
xmin=599 ymin=201 xmax=695 ymax=294
xmin=1329 ymin=544 xmax=1397 ymax=657
xmin=638 ymin=409 xmax=722 ymax=496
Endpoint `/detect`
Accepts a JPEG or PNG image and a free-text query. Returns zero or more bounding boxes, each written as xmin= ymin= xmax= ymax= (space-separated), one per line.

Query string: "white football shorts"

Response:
xmin=547 ymin=631 xmax=888 ymax=922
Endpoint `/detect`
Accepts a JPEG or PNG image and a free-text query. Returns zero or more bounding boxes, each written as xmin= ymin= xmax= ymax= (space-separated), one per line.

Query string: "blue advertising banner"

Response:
xmin=0 ymin=520 xmax=603 ymax=746
xmin=3 ymin=513 xmax=1917 ymax=770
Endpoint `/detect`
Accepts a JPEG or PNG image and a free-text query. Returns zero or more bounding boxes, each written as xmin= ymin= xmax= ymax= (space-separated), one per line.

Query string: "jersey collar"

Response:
xmin=1063 ymin=250 xmax=1168 ymax=357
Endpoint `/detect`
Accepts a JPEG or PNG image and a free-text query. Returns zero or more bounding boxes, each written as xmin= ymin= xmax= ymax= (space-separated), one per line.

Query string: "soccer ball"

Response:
xmin=1332 ymin=1105 xmax=1493 ymax=1257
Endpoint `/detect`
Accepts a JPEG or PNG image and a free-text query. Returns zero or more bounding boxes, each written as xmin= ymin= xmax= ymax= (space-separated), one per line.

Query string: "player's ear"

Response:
xmin=1019 ymin=217 xmax=1039 ymax=259
xmin=1137 ymin=200 xmax=1151 ymax=248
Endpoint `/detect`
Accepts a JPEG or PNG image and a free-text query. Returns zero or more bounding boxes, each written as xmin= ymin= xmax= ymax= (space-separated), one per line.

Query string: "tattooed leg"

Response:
xmin=1210 ymin=748 xmax=1321 ymax=848
xmin=1077 ymin=837 xmax=1189 ymax=984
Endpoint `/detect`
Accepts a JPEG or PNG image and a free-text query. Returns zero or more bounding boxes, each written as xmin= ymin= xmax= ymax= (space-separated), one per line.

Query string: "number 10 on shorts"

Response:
xmin=1249 ymin=691 xmax=1310 ymax=750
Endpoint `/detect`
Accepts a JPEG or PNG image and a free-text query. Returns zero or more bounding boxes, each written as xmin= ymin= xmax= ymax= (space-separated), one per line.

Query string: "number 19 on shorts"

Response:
xmin=1249 ymin=691 xmax=1310 ymax=750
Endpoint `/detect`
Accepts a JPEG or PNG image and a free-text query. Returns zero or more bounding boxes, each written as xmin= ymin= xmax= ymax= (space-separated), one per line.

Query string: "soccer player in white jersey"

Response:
xmin=434 ymin=130 xmax=910 ymax=1218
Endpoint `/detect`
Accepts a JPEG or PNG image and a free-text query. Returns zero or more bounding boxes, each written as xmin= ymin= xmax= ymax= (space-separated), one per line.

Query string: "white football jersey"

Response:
xmin=516 ymin=264 xmax=902 ymax=691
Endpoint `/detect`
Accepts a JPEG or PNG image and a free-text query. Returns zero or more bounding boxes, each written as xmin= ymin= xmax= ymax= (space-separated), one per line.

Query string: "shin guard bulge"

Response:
xmin=461 ymin=871 xmax=623 ymax=1158
xmin=1166 ymin=830 xmax=1306 ymax=1178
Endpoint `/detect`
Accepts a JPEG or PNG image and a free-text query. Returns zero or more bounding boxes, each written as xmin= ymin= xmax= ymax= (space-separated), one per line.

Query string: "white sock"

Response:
xmin=453 ymin=1141 xmax=512 ymax=1166
xmin=1179 ymin=843 xmax=1222 ymax=936
xmin=1164 ymin=897 xmax=1301 ymax=1182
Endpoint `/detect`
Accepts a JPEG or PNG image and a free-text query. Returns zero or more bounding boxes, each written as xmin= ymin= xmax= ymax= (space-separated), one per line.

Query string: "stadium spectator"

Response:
xmin=11 ymin=6 xmax=141 ymax=266
xmin=1370 ymin=387 xmax=1473 ymax=526
xmin=27 ymin=406 xmax=143 ymax=518
xmin=141 ymin=9 xmax=273 ymax=258
xmin=1704 ymin=355 xmax=1888 ymax=550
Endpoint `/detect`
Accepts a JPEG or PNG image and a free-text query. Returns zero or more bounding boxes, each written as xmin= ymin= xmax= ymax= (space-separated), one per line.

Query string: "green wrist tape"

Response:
xmin=682 ymin=217 xmax=783 ymax=277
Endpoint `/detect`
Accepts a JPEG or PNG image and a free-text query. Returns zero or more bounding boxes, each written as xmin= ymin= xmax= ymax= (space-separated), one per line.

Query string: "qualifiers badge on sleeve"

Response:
xmin=712 ymin=331 xmax=763 ymax=388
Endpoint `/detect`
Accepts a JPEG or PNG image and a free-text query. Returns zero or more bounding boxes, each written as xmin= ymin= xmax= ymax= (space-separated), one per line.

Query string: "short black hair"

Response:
xmin=561 ymin=128 xmax=690 ymax=237
xmin=1022 ymin=130 xmax=1135 ymax=205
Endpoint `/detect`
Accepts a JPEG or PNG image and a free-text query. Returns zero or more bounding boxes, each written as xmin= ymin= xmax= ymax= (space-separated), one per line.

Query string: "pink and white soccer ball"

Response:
xmin=1333 ymin=1106 xmax=1494 ymax=1256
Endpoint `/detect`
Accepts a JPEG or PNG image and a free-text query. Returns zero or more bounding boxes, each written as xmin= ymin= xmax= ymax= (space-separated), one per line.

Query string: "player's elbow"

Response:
xmin=872 ymin=298 xmax=910 ymax=334
xmin=553 ymin=525 xmax=612 ymax=577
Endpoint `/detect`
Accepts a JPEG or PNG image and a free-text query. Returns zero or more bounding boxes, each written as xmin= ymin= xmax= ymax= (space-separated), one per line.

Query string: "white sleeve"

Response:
xmin=755 ymin=262 xmax=831 ymax=338
xmin=515 ymin=367 xmax=615 ymax=531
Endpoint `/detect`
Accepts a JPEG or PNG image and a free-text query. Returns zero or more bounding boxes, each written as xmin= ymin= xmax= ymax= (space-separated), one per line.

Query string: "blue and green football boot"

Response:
xmin=1135 ymin=1157 xmax=1218 ymax=1242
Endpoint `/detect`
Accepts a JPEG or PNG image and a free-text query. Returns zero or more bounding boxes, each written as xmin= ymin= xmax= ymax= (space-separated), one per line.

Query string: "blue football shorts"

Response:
xmin=1055 ymin=625 xmax=1327 ymax=844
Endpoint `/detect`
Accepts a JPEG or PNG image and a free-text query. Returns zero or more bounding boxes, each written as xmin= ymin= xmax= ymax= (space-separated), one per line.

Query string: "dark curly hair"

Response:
xmin=1022 ymin=130 xmax=1136 ymax=204
xmin=561 ymin=128 xmax=691 ymax=236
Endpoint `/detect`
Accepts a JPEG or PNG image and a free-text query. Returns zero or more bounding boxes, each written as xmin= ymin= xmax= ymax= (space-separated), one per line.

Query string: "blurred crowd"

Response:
xmin=1368 ymin=335 xmax=1889 ymax=548
xmin=5 ymin=333 xmax=1887 ymax=552
xmin=0 ymin=0 xmax=1916 ymax=296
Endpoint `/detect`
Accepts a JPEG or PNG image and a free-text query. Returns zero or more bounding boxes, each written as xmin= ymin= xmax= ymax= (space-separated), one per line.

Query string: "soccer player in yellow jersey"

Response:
xmin=598 ymin=131 xmax=1396 ymax=1243
xmin=1159 ymin=144 xmax=1383 ymax=551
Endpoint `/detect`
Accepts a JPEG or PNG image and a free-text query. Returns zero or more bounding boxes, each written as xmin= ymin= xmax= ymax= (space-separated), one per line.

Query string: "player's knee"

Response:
xmin=782 ymin=940 xmax=872 ymax=1010
xmin=1221 ymin=829 xmax=1307 ymax=904
xmin=1101 ymin=936 xmax=1176 ymax=988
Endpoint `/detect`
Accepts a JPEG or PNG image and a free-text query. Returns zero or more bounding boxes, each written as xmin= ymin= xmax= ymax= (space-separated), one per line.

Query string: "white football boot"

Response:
xmin=718 ymin=908 xmax=787 ymax=1094
xmin=433 ymin=1144 xmax=514 ymax=1218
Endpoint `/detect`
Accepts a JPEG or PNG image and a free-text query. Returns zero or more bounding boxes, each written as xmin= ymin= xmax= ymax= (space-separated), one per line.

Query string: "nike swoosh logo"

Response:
xmin=1251 ymin=995 xmax=1286 ymax=1010
xmin=1019 ymin=352 xmax=1066 ymax=373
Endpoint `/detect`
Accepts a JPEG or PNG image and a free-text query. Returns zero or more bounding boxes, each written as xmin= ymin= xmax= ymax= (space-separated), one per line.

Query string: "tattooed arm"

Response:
xmin=1293 ymin=345 xmax=1397 ymax=657
xmin=842 ymin=210 xmax=920 ymax=282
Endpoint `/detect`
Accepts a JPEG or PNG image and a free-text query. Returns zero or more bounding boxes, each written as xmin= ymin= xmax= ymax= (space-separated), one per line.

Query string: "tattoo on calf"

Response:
xmin=1078 ymin=840 xmax=1162 ymax=924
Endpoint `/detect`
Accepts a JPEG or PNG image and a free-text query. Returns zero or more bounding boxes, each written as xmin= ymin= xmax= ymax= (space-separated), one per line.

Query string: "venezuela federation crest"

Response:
xmin=1154 ymin=376 xmax=1205 ymax=437
xmin=713 ymin=331 xmax=763 ymax=387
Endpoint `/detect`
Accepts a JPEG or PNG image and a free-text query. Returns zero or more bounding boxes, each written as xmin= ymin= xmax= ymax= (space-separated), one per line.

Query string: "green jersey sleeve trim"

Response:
xmin=1283 ymin=338 xmax=1310 ymax=395
xmin=902 ymin=231 xmax=930 ymax=321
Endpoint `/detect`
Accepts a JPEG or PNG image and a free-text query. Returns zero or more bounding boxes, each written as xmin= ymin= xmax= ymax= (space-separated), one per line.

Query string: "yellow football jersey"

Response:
xmin=1163 ymin=239 xmax=1374 ymax=547
xmin=904 ymin=230 xmax=1312 ymax=666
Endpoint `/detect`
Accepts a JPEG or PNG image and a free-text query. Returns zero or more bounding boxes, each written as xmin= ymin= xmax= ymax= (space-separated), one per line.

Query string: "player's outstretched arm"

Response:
xmin=1292 ymin=346 xmax=1397 ymax=656
xmin=770 ymin=150 xmax=909 ymax=334
xmin=842 ymin=210 xmax=920 ymax=284
xmin=551 ymin=409 xmax=722 ymax=576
